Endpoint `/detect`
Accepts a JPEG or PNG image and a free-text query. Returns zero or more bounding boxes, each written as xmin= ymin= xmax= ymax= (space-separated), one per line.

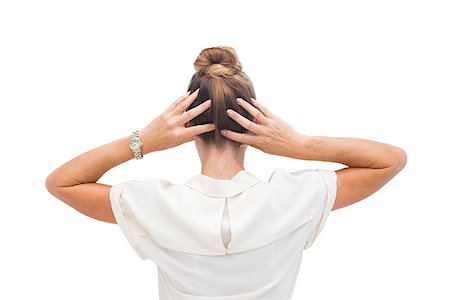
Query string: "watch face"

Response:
xmin=131 ymin=140 xmax=140 ymax=150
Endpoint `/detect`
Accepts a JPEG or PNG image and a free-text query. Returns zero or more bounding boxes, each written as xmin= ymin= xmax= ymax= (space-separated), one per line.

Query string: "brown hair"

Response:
xmin=186 ymin=46 xmax=256 ymax=148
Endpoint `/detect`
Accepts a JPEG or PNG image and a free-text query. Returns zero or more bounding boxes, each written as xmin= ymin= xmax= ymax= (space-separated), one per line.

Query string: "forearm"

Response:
xmin=293 ymin=135 xmax=407 ymax=169
xmin=47 ymin=135 xmax=140 ymax=187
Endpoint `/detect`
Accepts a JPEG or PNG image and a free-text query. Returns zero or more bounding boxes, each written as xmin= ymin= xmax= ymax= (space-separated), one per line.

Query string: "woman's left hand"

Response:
xmin=139 ymin=89 xmax=215 ymax=153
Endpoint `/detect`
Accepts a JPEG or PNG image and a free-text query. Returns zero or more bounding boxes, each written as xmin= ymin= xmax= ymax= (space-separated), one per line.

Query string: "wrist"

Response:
xmin=131 ymin=131 xmax=144 ymax=159
xmin=139 ymin=129 xmax=154 ymax=155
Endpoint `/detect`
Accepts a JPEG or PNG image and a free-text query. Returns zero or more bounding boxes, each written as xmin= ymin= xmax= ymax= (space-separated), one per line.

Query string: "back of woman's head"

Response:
xmin=187 ymin=46 xmax=256 ymax=149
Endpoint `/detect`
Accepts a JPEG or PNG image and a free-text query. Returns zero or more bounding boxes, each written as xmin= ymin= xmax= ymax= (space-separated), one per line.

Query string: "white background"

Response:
xmin=1 ymin=0 xmax=449 ymax=299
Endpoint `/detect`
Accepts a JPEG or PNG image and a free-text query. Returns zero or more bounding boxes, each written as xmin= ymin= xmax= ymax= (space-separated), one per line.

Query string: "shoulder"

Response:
xmin=111 ymin=177 xmax=180 ymax=191
xmin=264 ymin=167 xmax=337 ymax=206
xmin=269 ymin=167 xmax=336 ymax=185
xmin=267 ymin=167 xmax=323 ymax=186
xmin=110 ymin=177 xmax=188 ymax=206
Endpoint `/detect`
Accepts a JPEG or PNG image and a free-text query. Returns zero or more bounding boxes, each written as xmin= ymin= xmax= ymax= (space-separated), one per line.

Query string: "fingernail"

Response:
xmin=226 ymin=109 xmax=232 ymax=115
xmin=206 ymin=99 xmax=211 ymax=104
xmin=195 ymin=88 xmax=200 ymax=93
xmin=211 ymin=123 xmax=215 ymax=129
xmin=220 ymin=129 xmax=227 ymax=134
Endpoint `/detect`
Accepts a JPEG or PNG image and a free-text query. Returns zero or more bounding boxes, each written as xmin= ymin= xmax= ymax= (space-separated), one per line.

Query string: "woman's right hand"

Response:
xmin=220 ymin=97 xmax=309 ymax=158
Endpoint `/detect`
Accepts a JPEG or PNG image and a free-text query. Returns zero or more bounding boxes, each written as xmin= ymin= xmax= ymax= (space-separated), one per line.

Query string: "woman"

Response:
xmin=46 ymin=46 xmax=407 ymax=299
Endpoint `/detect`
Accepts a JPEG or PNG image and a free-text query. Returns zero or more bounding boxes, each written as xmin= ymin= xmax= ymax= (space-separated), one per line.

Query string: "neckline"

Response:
xmin=185 ymin=169 xmax=261 ymax=198
xmin=197 ymin=169 xmax=246 ymax=181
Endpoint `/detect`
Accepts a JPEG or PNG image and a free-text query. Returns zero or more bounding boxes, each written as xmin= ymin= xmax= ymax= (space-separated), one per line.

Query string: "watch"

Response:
xmin=129 ymin=130 xmax=144 ymax=159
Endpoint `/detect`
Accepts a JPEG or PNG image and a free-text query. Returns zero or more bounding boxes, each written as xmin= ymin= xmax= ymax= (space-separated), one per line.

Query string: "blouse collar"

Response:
xmin=185 ymin=169 xmax=262 ymax=198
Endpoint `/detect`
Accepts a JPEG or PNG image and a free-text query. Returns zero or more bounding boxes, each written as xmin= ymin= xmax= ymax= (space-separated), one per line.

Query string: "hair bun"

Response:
xmin=194 ymin=46 xmax=242 ymax=77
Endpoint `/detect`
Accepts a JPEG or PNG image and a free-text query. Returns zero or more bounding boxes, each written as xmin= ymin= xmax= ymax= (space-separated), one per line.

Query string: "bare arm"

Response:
xmin=45 ymin=89 xmax=214 ymax=222
xmin=293 ymin=135 xmax=407 ymax=210
xmin=221 ymin=97 xmax=407 ymax=210
xmin=45 ymin=135 xmax=140 ymax=223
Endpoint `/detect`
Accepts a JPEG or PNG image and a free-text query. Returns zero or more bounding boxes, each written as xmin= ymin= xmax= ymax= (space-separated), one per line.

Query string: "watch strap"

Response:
xmin=130 ymin=130 xmax=144 ymax=160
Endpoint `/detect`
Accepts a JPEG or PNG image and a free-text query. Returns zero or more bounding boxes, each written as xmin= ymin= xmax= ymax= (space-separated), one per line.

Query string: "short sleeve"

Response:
xmin=256 ymin=168 xmax=337 ymax=251
xmin=109 ymin=178 xmax=230 ymax=259
xmin=109 ymin=181 xmax=149 ymax=260
xmin=301 ymin=169 xmax=337 ymax=249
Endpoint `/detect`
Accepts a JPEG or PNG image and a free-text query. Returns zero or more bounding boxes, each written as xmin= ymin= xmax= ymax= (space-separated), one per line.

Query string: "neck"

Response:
xmin=199 ymin=149 xmax=245 ymax=180
xmin=200 ymin=163 xmax=245 ymax=180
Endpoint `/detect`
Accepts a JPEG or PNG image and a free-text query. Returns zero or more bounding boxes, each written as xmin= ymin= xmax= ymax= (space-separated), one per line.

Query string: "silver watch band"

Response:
xmin=130 ymin=130 xmax=143 ymax=160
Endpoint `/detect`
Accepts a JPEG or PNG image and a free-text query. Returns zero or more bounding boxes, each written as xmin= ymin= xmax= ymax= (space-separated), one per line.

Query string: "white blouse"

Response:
xmin=110 ymin=167 xmax=337 ymax=300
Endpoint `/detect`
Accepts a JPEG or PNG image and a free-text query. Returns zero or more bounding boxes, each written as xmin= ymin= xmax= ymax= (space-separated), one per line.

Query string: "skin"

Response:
xmin=46 ymin=89 xmax=407 ymax=224
xmin=46 ymin=88 xmax=215 ymax=223
xmin=221 ymin=97 xmax=407 ymax=211
xmin=190 ymin=139 xmax=249 ymax=180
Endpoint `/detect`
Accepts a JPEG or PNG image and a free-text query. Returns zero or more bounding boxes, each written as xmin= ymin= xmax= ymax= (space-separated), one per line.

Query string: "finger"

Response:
xmin=166 ymin=90 xmax=192 ymax=114
xmin=183 ymin=123 xmax=216 ymax=137
xmin=179 ymin=99 xmax=212 ymax=125
xmin=236 ymin=98 xmax=271 ymax=125
xmin=250 ymin=98 xmax=276 ymax=119
xmin=220 ymin=129 xmax=258 ymax=145
xmin=172 ymin=88 xmax=200 ymax=115
xmin=226 ymin=108 xmax=265 ymax=135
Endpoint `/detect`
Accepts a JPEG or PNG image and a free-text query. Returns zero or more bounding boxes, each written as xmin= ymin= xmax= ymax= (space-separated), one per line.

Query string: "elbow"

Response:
xmin=45 ymin=175 xmax=58 ymax=195
xmin=392 ymin=147 xmax=408 ymax=172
